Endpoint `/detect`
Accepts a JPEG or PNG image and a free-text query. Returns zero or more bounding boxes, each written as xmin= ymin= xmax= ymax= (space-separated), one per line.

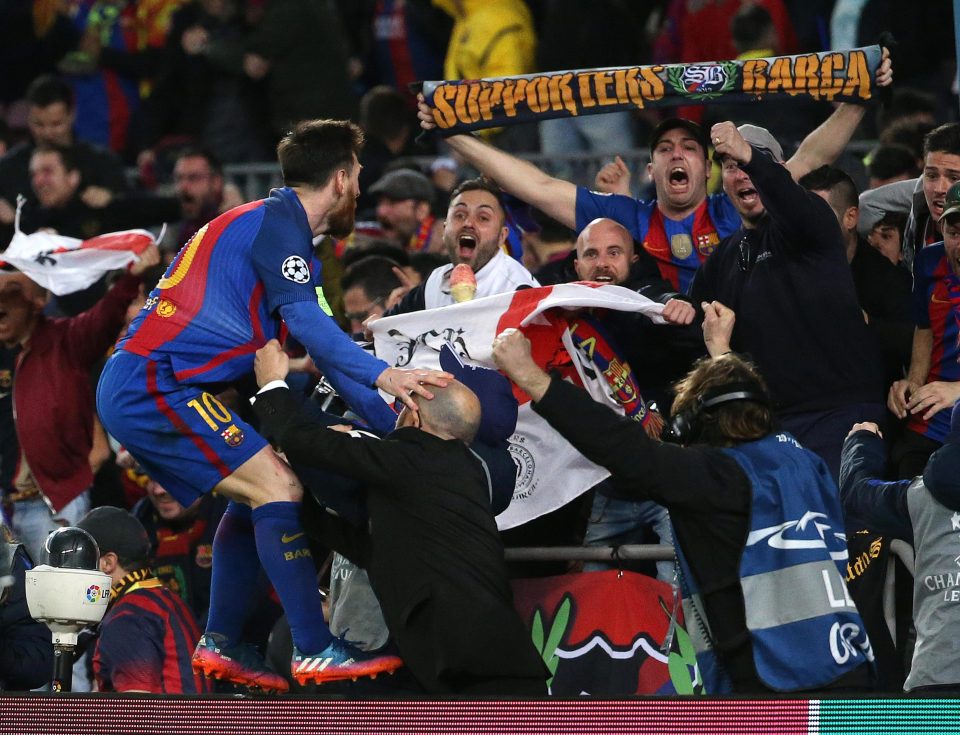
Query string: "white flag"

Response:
xmin=372 ymin=283 xmax=664 ymax=529
xmin=2 ymin=228 xmax=156 ymax=295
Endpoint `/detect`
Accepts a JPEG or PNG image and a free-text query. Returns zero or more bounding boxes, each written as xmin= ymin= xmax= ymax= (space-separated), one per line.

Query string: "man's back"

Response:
xmin=95 ymin=581 xmax=211 ymax=694
xmin=121 ymin=189 xmax=311 ymax=385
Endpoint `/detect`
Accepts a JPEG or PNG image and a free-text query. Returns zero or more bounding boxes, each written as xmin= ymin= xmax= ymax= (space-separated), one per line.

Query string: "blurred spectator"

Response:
xmin=800 ymin=165 xmax=912 ymax=389
xmin=0 ymin=246 xmax=158 ymax=567
xmin=243 ymin=0 xmax=358 ymax=140
xmin=703 ymin=3 xmax=830 ymax=145
xmin=77 ymin=506 xmax=211 ymax=693
xmin=859 ymin=123 xmax=960 ymax=273
xmin=887 ymin=182 xmax=960 ymax=479
xmin=60 ymin=0 xmax=184 ymax=155
xmin=357 ymin=86 xmax=420 ymax=213
xmin=0 ymin=522 xmax=53 ymax=691
xmin=841 ymin=409 xmax=960 ymax=693
xmin=369 ymin=168 xmax=443 ymax=253
xmin=879 ymin=118 xmax=938 ymax=165
xmin=0 ymin=1 xmax=74 ymax=112
xmin=536 ymin=1 xmax=644 ymax=176
xmin=132 ymin=0 xmax=272 ymax=165
xmin=434 ymin=0 xmax=537 ymax=152
xmin=160 ymin=147 xmax=243 ymax=260
xmin=876 ymin=88 xmax=939 ymax=139
xmin=354 ymin=0 xmax=451 ymax=107
xmin=867 ymin=212 xmax=907 ymax=266
xmin=0 ymin=75 xmax=129 ymax=216
xmin=690 ymin=123 xmax=886 ymax=480
xmin=867 ymin=144 xmax=921 ymax=189
xmin=341 ymin=256 xmax=403 ymax=335
xmin=133 ymin=476 xmax=228 ymax=624
xmin=525 ymin=214 xmax=575 ymax=282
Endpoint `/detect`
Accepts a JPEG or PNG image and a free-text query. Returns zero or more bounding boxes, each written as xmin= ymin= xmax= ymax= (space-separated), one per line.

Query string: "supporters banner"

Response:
xmin=421 ymin=45 xmax=882 ymax=136
xmin=1 ymin=226 xmax=156 ymax=295
xmin=512 ymin=570 xmax=700 ymax=696
xmin=371 ymin=283 xmax=664 ymax=530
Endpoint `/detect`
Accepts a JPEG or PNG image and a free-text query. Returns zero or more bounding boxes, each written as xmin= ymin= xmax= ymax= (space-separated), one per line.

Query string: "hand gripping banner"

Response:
xmin=421 ymin=45 xmax=882 ymax=136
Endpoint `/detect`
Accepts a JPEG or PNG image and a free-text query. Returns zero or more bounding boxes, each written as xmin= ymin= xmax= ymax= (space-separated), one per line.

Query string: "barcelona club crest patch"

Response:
xmin=221 ymin=424 xmax=244 ymax=447
xmin=195 ymin=544 xmax=213 ymax=569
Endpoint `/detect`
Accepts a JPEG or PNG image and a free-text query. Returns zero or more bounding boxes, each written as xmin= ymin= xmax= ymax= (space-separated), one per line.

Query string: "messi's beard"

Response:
xmin=327 ymin=192 xmax=357 ymax=239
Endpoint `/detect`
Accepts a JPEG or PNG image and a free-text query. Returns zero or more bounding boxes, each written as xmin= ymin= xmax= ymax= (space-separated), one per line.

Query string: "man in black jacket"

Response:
xmin=690 ymin=123 xmax=886 ymax=481
xmin=250 ymin=339 xmax=548 ymax=696
xmin=491 ymin=317 xmax=874 ymax=694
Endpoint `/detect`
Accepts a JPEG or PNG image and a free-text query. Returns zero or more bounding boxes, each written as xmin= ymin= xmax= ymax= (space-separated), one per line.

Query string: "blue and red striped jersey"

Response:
xmin=575 ymin=189 xmax=741 ymax=293
xmin=120 ymin=188 xmax=322 ymax=385
xmin=94 ymin=580 xmax=210 ymax=694
xmin=910 ymin=242 xmax=960 ymax=442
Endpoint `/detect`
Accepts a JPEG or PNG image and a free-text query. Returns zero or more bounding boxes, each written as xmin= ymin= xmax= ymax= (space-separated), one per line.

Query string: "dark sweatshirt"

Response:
xmin=690 ymin=148 xmax=885 ymax=414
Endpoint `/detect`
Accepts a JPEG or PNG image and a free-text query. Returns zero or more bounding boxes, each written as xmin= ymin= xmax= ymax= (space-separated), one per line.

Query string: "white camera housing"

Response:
xmin=25 ymin=565 xmax=112 ymax=646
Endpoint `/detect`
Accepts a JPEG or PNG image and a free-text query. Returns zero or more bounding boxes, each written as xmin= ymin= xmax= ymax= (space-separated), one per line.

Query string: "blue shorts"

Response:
xmin=97 ymin=350 xmax=267 ymax=506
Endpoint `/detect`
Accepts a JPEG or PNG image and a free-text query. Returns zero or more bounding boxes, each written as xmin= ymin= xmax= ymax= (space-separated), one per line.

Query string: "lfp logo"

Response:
xmin=85 ymin=585 xmax=101 ymax=603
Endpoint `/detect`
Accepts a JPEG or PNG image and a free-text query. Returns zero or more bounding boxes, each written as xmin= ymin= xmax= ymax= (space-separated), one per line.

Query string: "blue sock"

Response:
xmin=206 ymin=501 xmax=260 ymax=643
xmin=252 ymin=501 xmax=332 ymax=654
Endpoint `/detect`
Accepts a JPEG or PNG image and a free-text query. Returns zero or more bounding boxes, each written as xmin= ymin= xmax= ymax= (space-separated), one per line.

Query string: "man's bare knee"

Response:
xmin=215 ymin=447 xmax=304 ymax=507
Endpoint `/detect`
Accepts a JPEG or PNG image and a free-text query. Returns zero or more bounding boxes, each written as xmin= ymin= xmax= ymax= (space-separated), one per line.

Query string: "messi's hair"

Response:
xmin=672 ymin=353 xmax=774 ymax=446
xmin=277 ymin=119 xmax=364 ymax=189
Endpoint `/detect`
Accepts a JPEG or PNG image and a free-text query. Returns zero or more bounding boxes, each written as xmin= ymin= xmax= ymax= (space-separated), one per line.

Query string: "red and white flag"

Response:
xmin=1 ymin=225 xmax=156 ymax=295
xmin=372 ymin=283 xmax=664 ymax=529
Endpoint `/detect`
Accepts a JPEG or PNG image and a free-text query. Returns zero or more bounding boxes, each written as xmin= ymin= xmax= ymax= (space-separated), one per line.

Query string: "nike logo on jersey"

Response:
xmin=281 ymin=532 xmax=305 ymax=544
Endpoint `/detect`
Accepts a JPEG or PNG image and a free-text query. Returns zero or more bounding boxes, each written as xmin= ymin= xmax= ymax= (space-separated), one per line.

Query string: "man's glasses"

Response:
xmin=344 ymin=296 xmax=386 ymax=323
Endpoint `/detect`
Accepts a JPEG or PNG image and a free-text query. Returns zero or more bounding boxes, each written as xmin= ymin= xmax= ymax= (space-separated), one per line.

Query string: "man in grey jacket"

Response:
xmin=858 ymin=123 xmax=960 ymax=272
xmin=840 ymin=402 xmax=960 ymax=692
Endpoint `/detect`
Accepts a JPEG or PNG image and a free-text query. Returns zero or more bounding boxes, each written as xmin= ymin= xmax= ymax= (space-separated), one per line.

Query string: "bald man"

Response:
xmin=251 ymin=341 xmax=548 ymax=695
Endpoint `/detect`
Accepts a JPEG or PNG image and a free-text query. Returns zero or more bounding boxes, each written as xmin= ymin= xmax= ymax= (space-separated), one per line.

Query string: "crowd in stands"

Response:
xmin=1 ymin=0 xmax=960 ymax=698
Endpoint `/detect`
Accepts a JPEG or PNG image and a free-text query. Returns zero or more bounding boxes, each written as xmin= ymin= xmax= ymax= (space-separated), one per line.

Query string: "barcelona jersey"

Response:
xmin=910 ymin=243 xmax=960 ymax=442
xmin=575 ymin=188 xmax=741 ymax=293
xmin=120 ymin=187 xmax=322 ymax=385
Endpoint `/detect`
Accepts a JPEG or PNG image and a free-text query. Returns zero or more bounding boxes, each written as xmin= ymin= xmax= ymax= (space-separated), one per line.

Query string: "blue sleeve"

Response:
xmin=249 ymin=205 xmax=318 ymax=314
xmin=839 ymin=431 xmax=914 ymax=542
xmin=575 ymin=186 xmax=652 ymax=239
xmin=280 ymin=301 xmax=387 ymax=387
xmin=911 ymin=246 xmax=939 ymax=328
xmin=322 ymin=361 xmax=398 ymax=435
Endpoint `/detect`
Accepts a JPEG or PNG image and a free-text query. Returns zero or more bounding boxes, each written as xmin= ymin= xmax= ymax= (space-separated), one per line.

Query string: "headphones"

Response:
xmin=662 ymin=382 xmax=768 ymax=445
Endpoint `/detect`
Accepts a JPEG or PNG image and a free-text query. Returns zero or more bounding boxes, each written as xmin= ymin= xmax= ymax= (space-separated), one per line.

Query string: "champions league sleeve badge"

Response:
xmin=281 ymin=255 xmax=311 ymax=283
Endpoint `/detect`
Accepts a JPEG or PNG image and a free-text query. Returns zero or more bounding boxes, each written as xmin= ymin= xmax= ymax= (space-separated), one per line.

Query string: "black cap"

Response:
xmin=77 ymin=507 xmax=151 ymax=566
xmin=648 ymin=118 xmax=710 ymax=158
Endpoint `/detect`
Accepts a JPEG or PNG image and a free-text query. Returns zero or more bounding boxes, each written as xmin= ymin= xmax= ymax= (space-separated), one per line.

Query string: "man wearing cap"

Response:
xmin=690 ymin=122 xmax=886 ymax=480
xmin=840 ymin=405 xmax=960 ymax=692
xmin=416 ymin=50 xmax=890 ymax=293
xmin=886 ymin=181 xmax=960 ymax=478
xmin=368 ymin=169 xmax=444 ymax=254
xmin=77 ymin=506 xmax=211 ymax=694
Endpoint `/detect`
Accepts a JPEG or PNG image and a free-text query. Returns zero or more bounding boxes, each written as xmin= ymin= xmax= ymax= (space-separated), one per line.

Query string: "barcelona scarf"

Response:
xmin=567 ymin=314 xmax=652 ymax=429
xmin=420 ymin=46 xmax=882 ymax=136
